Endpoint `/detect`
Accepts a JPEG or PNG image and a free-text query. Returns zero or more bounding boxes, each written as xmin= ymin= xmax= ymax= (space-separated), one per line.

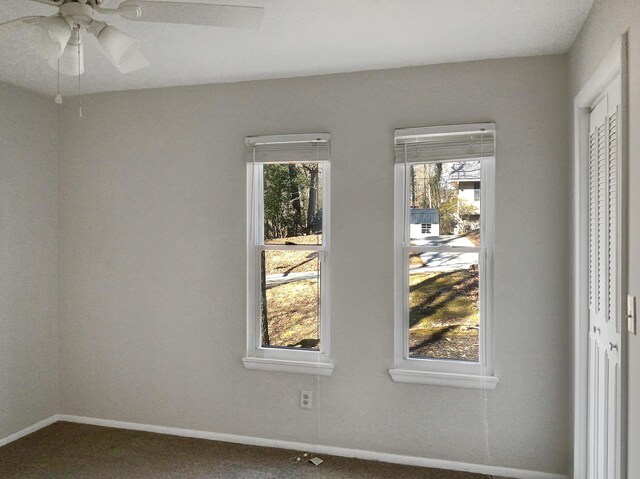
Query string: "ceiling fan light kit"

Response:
xmin=1 ymin=0 xmax=265 ymax=103
xmin=48 ymin=29 xmax=84 ymax=76
xmin=25 ymin=14 xmax=72 ymax=61
xmin=115 ymin=49 xmax=150 ymax=73
xmin=90 ymin=21 xmax=140 ymax=68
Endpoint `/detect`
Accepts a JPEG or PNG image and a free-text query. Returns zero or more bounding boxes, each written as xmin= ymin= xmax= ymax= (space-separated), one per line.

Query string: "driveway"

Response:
xmin=266 ymin=270 xmax=319 ymax=285
xmin=411 ymin=235 xmax=477 ymax=273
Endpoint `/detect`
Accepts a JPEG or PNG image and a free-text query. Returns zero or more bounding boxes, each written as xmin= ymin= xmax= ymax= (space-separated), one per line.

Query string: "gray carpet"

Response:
xmin=0 ymin=422 xmax=509 ymax=478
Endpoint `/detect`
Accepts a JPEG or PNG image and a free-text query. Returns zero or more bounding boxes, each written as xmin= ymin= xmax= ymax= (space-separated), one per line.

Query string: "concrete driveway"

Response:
xmin=411 ymin=235 xmax=478 ymax=273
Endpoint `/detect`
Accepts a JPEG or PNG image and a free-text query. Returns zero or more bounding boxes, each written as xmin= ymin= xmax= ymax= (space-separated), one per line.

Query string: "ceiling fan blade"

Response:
xmin=0 ymin=16 xmax=45 ymax=35
xmin=27 ymin=0 xmax=64 ymax=6
xmin=116 ymin=49 xmax=150 ymax=73
xmin=118 ymin=1 xmax=264 ymax=29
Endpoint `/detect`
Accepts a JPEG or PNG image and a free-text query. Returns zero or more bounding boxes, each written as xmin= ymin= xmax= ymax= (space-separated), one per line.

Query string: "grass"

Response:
xmin=409 ymin=253 xmax=425 ymax=268
xmin=262 ymin=235 xmax=322 ymax=348
xmin=268 ymin=234 xmax=322 ymax=246
xmin=264 ymin=279 xmax=319 ymax=349
xmin=460 ymin=228 xmax=481 ymax=246
xmin=264 ymin=235 xmax=322 ymax=276
xmin=261 ymin=232 xmax=480 ymax=358
xmin=408 ymin=267 xmax=479 ymax=361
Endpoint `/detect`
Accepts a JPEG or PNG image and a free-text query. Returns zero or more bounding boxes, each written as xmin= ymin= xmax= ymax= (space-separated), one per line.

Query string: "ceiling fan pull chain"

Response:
xmin=77 ymin=27 xmax=82 ymax=118
xmin=55 ymin=59 xmax=63 ymax=105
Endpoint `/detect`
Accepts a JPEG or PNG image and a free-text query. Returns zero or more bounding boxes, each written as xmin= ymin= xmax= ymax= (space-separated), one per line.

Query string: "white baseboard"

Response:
xmin=0 ymin=415 xmax=59 ymax=448
xmin=57 ymin=414 xmax=567 ymax=479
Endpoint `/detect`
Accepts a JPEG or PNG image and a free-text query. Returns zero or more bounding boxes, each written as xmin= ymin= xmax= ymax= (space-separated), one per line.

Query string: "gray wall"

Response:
xmin=568 ymin=0 xmax=640 ymax=476
xmin=57 ymin=54 xmax=571 ymax=475
xmin=0 ymin=82 xmax=58 ymax=439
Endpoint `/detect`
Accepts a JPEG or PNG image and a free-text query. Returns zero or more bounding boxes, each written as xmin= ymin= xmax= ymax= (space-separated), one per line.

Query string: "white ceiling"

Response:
xmin=0 ymin=0 xmax=593 ymax=96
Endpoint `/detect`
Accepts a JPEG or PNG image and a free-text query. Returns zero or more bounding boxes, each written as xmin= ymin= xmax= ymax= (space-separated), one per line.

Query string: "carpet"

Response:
xmin=0 ymin=422 xmax=509 ymax=479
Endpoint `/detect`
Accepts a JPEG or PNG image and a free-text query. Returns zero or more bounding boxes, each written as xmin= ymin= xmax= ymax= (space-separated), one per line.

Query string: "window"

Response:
xmin=390 ymin=124 xmax=497 ymax=388
xmin=421 ymin=224 xmax=431 ymax=234
xmin=243 ymin=134 xmax=333 ymax=376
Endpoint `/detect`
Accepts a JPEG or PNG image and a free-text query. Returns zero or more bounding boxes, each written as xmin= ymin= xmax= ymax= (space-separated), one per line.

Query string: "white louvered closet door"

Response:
xmin=587 ymin=76 xmax=622 ymax=479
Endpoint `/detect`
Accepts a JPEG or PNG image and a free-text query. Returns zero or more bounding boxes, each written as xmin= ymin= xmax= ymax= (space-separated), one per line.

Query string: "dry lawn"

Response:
xmin=264 ymin=279 xmax=319 ymax=349
xmin=461 ymin=228 xmax=481 ymax=246
xmin=268 ymin=234 xmax=322 ymax=246
xmin=264 ymin=235 xmax=322 ymax=275
xmin=262 ymin=233 xmax=480 ymax=358
xmin=262 ymin=235 xmax=322 ymax=349
xmin=408 ymin=267 xmax=479 ymax=361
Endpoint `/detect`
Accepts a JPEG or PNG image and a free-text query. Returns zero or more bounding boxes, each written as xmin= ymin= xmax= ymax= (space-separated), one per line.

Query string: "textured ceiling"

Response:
xmin=0 ymin=0 xmax=593 ymax=96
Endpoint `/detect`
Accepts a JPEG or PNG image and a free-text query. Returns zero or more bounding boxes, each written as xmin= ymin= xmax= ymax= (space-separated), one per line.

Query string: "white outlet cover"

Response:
xmin=309 ymin=457 xmax=323 ymax=466
xmin=300 ymin=390 xmax=313 ymax=409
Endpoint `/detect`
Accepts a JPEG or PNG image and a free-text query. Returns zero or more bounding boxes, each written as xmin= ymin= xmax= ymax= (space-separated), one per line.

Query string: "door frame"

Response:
xmin=573 ymin=34 xmax=629 ymax=479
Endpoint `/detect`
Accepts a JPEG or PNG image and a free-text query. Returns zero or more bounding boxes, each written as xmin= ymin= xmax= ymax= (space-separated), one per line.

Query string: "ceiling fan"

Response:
xmin=0 ymin=0 xmax=264 ymax=76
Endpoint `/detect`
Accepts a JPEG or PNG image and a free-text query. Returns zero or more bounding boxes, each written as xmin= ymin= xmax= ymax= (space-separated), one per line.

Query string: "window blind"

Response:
xmin=394 ymin=123 xmax=495 ymax=163
xmin=245 ymin=133 xmax=330 ymax=163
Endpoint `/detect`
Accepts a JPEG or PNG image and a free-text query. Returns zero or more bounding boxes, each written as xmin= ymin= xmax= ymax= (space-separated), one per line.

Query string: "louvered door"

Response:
xmin=587 ymin=76 xmax=621 ymax=479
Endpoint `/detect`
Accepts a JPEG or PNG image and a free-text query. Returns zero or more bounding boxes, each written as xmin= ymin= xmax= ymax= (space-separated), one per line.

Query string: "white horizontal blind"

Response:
xmin=394 ymin=123 xmax=495 ymax=163
xmin=245 ymin=133 xmax=330 ymax=163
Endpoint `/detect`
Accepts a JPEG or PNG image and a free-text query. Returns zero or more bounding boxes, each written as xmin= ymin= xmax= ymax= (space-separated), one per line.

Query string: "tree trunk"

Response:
xmin=410 ymin=165 xmax=416 ymax=207
xmin=288 ymin=165 xmax=303 ymax=236
xmin=260 ymin=251 xmax=270 ymax=346
xmin=306 ymin=165 xmax=318 ymax=233
xmin=429 ymin=163 xmax=442 ymax=208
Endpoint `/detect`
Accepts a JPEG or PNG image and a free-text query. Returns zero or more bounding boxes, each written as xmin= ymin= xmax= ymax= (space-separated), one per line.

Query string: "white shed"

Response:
xmin=409 ymin=208 xmax=440 ymax=239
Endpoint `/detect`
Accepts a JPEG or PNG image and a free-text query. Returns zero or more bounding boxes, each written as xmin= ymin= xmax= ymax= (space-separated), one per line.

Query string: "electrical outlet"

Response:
xmin=628 ymin=295 xmax=637 ymax=335
xmin=300 ymin=390 xmax=312 ymax=410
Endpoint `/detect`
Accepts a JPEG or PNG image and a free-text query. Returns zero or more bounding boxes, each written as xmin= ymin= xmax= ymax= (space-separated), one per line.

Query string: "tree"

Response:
xmin=260 ymin=251 xmax=270 ymax=346
xmin=288 ymin=164 xmax=304 ymax=236
xmin=263 ymin=164 xmax=292 ymax=239
xmin=305 ymin=164 xmax=318 ymax=233
xmin=263 ymin=163 xmax=320 ymax=240
xmin=409 ymin=163 xmax=480 ymax=235
xmin=454 ymin=198 xmax=480 ymax=233
xmin=428 ymin=163 xmax=444 ymax=208
xmin=410 ymin=165 xmax=416 ymax=207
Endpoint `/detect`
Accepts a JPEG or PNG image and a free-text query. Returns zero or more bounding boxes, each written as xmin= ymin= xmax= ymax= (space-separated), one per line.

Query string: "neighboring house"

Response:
xmin=410 ymin=208 xmax=440 ymax=239
xmin=448 ymin=161 xmax=481 ymax=230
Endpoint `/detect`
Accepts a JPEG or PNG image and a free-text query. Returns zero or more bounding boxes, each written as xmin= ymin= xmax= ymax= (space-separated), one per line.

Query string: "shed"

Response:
xmin=409 ymin=208 xmax=440 ymax=239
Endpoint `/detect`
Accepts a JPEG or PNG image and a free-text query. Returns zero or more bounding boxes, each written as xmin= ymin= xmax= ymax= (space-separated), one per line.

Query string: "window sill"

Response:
xmin=242 ymin=357 xmax=334 ymax=376
xmin=388 ymin=368 xmax=498 ymax=389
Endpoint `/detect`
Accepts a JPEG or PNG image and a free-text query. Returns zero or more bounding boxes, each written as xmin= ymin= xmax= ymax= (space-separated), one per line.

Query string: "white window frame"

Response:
xmin=243 ymin=134 xmax=333 ymax=376
xmin=389 ymin=124 xmax=498 ymax=389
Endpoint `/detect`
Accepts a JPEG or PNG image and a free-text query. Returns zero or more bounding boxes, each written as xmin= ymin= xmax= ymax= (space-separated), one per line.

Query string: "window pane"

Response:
xmin=263 ymin=163 xmax=323 ymax=245
xmin=260 ymin=249 xmax=320 ymax=350
xmin=409 ymin=161 xmax=481 ymax=247
xmin=408 ymin=252 xmax=479 ymax=361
